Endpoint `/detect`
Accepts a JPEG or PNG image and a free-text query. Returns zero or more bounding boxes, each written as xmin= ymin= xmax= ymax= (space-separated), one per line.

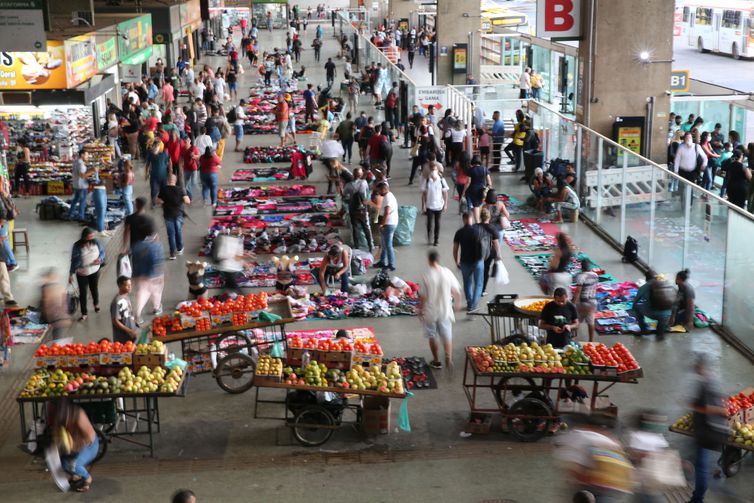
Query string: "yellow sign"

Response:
xmin=618 ymin=127 xmax=642 ymax=155
xmin=0 ymin=40 xmax=67 ymax=90
xmin=65 ymin=35 xmax=97 ymax=88
xmin=454 ymin=47 xmax=467 ymax=71
xmin=47 ymin=180 xmax=65 ymax=195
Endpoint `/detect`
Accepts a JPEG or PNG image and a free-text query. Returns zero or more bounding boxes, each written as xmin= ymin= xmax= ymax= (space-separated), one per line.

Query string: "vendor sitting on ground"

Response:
xmin=315 ymin=242 xmax=352 ymax=293
xmin=539 ymin=287 xmax=579 ymax=349
xmin=543 ymin=177 xmax=580 ymax=223
xmin=669 ymin=269 xmax=695 ymax=332
xmin=630 ymin=269 xmax=673 ymax=338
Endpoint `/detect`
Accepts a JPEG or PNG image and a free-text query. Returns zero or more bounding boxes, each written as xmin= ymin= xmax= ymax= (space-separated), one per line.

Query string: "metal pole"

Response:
xmin=683 ymin=181 xmax=691 ymax=268
xmin=575 ymin=126 xmax=583 ymax=197
xmin=596 ymin=137 xmax=603 ymax=224
xmin=620 ymin=153 xmax=627 ymax=244
xmin=649 ymin=167 xmax=657 ymax=263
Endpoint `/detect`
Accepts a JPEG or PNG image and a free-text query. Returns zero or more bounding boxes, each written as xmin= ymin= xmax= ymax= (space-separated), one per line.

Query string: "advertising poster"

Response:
xmin=415 ymin=86 xmax=448 ymax=113
xmin=617 ymin=127 xmax=641 ymax=155
xmin=65 ymin=35 xmax=97 ymax=88
xmin=0 ymin=40 xmax=67 ymax=89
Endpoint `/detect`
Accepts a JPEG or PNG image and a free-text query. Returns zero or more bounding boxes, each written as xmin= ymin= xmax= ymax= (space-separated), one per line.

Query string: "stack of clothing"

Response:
xmin=200 ymin=226 xmax=343 ymax=256
xmin=242 ymin=145 xmax=316 ymax=164
xmin=203 ymin=258 xmax=321 ymax=289
xmin=503 ymin=219 xmax=562 ymax=254
xmin=213 ymin=196 xmax=338 ymax=217
xmin=219 ymin=185 xmax=318 ymax=200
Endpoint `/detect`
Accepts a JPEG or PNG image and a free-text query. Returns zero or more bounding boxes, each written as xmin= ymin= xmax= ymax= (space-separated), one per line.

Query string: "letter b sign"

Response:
xmin=537 ymin=0 xmax=582 ymax=40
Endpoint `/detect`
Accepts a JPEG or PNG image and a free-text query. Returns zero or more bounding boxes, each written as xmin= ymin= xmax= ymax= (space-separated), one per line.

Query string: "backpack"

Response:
xmin=226 ymin=107 xmax=237 ymax=124
xmin=528 ymin=131 xmax=541 ymax=151
xmin=378 ymin=135 xmax=391 ymax=161
xmin=371 ymin=268 xmax=391 ymax=289
xmin=650 ymin=279 xmax=677 ymax=310
xmin=621 ymin=236 xmax=638 ymax=263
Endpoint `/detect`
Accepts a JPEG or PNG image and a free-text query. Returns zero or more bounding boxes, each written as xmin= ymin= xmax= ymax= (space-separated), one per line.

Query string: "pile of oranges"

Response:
xmin=522 ymin=299 xmax=549 ymax=313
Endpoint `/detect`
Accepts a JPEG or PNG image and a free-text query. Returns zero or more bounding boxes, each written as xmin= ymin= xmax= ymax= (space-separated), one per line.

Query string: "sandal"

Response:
xmin=74 ymin=477 xmax=92 ymax=492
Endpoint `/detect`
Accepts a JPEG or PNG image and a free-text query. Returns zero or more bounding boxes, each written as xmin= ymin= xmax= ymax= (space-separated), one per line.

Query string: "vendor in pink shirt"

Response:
xmin=477 ymin=127 xmax=491 ymax=168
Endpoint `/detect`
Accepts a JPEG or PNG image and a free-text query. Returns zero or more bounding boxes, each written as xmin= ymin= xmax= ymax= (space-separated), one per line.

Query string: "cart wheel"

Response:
xmin=721 ymin=446 xmax=743 ymax=478
xmin=214 ymin=352 xmax=256 ymax=394
xmin=506 ymin=397 xmax=553 ymax=442
xmin=292 ymin=406 xmax=336 ymax=447
xmin=215 ymin=332 xmax=253 ymax=359
xmin=493 ymin=376 xmax=537 ymax=410
xmin=90 ymin=428 xmax=108 ymax=465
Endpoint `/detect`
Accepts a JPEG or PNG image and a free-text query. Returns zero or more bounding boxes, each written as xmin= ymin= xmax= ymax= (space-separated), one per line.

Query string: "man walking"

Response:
xmin=453 ymin=212 xmax=484 ymax=312
xmin=344 ymin=167 xmax=372 ymax=252
xmin=491 ymin=111 xmax=505 ymax=171
xmin=275 ymin=94 xmax=289 ymax=147
xmin=374 ymin=182 xmax=398 ymax=271
xmin=324 ymin=58 xmax=336 ymax=87
xmin=68 ymin=150 xmax=93 ymax=221
xmin=418 ymin=250 xmax=462 ymax=370
xmin=421 ymin=162 xmax=448 ymax=247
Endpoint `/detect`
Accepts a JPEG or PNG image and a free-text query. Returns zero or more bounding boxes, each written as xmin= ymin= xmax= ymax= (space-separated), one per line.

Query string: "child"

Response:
xmin=477 ymin=128 xmax=491 ymax=168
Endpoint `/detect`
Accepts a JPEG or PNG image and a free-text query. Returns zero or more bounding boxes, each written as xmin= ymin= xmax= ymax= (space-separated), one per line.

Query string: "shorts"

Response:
xmin=234 ymin=124 xmax=244 ymax=140
xmin=423 ymin=318 xmax=452 ymax=343
xmin=479 ymin=146 xmax=490 ymax=155
xmin=229 ymin=82 xmax=237 ymax=92
xmin=577 ymin=300 xmax=597 ymax=325
xmin=554 ymin=200 xmax=580 ymax=212
xmin=278 ymin=120 xmax=288 ymax=137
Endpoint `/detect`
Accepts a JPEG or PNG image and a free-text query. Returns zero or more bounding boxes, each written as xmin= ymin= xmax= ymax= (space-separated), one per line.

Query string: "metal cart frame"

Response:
xmin=156 ymin=301 xmax=294 ymax=394
xmin=462 ymin=350 xmax=642 ymax=441
xmin=670 ymin=426 xmax=753 ymax=478
xmin=472 ymin=294 xmax=547 ymax=344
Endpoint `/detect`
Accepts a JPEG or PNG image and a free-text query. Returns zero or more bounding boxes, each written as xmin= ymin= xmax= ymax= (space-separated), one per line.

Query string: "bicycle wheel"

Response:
xmin=292 ymin=406 xmax=336 ymax=447
xmin=493 ymin=376 xmax=537 ymax=410
xmin=506 ymin=397 xmax=553 ymax=442
xmin=721 ymin=445 xmax=743 ymax=477
xmin=214 ymin=352 xmax=256 ymax=394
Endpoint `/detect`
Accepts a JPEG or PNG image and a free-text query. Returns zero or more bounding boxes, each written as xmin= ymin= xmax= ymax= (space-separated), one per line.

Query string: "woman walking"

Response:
xmin=121 ymin=160 xmax=135 ymax=215
xmin=199 ymin=146 xmax=222 ymax=206
xmin=69 ymin=228 xmax=105 ymax=321
xmin=156 ymin=173 xmax=191 ymax=260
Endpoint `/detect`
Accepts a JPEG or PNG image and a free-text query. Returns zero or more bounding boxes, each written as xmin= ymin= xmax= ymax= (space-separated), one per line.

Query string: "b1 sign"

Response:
xmin=536 ymin=0 xmax=582 ymax=40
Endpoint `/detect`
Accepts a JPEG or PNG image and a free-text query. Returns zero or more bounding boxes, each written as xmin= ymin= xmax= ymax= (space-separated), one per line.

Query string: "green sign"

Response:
xmin=117 ymin=14 xmax=153 ymax=61
xmin=121 ymin=46 xmax=153 ymax=66
xmin=96 ymin=37 xmax=117 ymax=70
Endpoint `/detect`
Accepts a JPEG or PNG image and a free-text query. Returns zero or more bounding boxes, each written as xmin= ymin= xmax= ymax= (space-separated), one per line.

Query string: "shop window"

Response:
xmin=695 ymin=8 xmax=712 ymax=26
xmin=721 ymin=10 xmax=741 ymax=29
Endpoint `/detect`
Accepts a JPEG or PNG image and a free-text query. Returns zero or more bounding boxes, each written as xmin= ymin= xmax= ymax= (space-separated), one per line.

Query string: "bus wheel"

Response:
xmin=697 ymin=37 xmax=707 ymax=53
xmin=732 ymin=43 xmax=740 ymax=60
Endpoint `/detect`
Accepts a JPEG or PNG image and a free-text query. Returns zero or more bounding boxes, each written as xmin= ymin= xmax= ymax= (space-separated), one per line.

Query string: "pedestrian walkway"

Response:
xmin=0 ymin=20 xmax=750 ymax=503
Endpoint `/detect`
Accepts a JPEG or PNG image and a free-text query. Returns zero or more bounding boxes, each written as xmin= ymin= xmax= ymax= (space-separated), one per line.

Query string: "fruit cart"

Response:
xmin=472 ymin=294 xmax=547 ymax=345
xmin=670 ymin=388 xmax=754 ymax=477
xmin=17 ymin=368 xmax=189 ymax=458
xmin=462 ymin=344 xmax=643 ymax=442
xmin=253 ymin=379 xmax=406 ymax=447
xmin=152 ymin=300 xmax=295 ymax=394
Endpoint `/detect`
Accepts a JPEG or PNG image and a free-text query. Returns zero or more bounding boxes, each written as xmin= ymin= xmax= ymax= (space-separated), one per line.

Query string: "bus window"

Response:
xmin=722 ymin=10 xmax=741 ymax=29
xmin=683 ymin=6 xmax=690 ymax=23
xmin=696 ymin=7 xmax=712 ymax=26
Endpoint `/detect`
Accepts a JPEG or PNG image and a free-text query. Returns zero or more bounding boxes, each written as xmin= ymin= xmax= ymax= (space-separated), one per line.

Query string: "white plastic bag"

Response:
xmin=117 ymin=253 xmax=132 ymax=278
xmin=494 ymin=259 xmax=509 ymax=285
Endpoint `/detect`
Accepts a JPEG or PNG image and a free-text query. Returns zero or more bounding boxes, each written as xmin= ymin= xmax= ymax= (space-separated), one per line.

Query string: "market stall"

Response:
xmin=670 ymin=388 xmax=754 ymax=477
xmin=150 ymin=297 xmax=294 ymax=393
xmin=18 ymin=340 xmax=188 ymax=457
xmin=252 ymin=327 xmax=406 ymax=446
xmin=462 ymin=341 xmax=642 ymax=441
xmin=214 ymin=195 xmax=338 ymax=217
xmin=200 ymin=222 xmax=343 ymax=256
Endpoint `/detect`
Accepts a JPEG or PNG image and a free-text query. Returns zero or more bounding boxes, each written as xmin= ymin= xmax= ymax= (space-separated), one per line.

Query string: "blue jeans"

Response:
xmin=379 ymin=224 xmax=396 ymax=267
xmin=92 ymin=187 xmax=107 ymax=232
xmin=200 ymin=172 xmax=218 ymax=205
xmin=632 ymin=303 xmax=670 ymax=335
xmin=164 ymin=215 xmax=184 ymax=256
xmin=150 ymin=178 xmax=165 ymax=207
xmin=0 ymin=224 xmax=16 ymax=267
xmin=460 ymin=260 xmax=484 ymax=309
xmin=184 ymin=170 xmax=198 ymax=200
xmin=62 ymin=436 xmax=99 ymax=480
xmin=690 ymin=445 xmax=714 ymax=502
xmin=341 ymin=139 xmax=353 ymax=162
xmin=68 ymin=188 xmax=88 ymax=221
xmin=122 ymin=184 xmax=134 ymax=215
xmin=313 ymin=266 xmax=350 ymax=292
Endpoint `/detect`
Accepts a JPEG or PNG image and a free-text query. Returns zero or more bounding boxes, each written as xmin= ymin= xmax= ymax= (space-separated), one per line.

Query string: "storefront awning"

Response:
xmin=121 ymin=46 xmax=153 ymax=66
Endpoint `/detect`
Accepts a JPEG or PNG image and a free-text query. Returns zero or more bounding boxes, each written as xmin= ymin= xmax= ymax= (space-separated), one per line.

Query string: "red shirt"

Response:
xmin=166 ymin=139 xmax=183 ymax=166
xmin=181 ymin=145 xmax=199 ymax=172
xmin=368 ymin=134 xmax=386 ymax=161
xmin=144 ymin=116 xmax=158 ymax=132
xmin=199 ymin=154 xmax=221 ymax=174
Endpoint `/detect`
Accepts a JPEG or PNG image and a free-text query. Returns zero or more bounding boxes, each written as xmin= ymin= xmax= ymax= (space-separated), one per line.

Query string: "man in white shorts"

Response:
xmin=418 ymin=250 xmax=462 ymax=369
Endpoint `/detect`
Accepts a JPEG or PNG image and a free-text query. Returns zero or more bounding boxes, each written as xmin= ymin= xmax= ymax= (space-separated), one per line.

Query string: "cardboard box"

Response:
xmin=351 ymin=353 xmax=382 ymax=368
xmin=132 ymin=351 xmax=166 ymax=369
xmin=362 ymin=396 xmax=391 ymax=435
xmin=465 ymin=413 xmax=493 ymax=434
xmin=210 ymin=313 xmax=231 ymax=327
xmin=75 ymin=355 xmax=99 ymax=367
xmin=326 ymin=350 xmax=353 ymax=364
xmin=109 ymin=352 xmax=133 ymax=366
xmin=35 ymin=355 xmax=61 ymax=368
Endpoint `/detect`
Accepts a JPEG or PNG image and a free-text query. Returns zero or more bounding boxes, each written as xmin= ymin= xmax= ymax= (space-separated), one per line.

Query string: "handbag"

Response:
xmin=409 ymin=141 xmax=419 ymax=158
xmin=639 ymin=448 xmax=686 ymax=489
xmin=66 ymin=283 xmax=79 ymax=316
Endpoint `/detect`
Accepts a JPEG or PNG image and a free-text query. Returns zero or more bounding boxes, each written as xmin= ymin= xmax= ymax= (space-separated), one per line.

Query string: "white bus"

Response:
xmin=681 ymin=0 xmax=754 ymax=59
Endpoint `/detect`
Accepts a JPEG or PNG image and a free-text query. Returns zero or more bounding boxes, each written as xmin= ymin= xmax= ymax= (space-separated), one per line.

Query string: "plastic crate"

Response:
xmin=486 ymin=294 xmax=519 ymax=316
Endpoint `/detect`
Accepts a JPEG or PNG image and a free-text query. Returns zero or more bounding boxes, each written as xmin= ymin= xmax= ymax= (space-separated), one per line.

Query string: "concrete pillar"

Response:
xmin=388 ymin=0 xmax=413 ymax=23
xmin=577 ymin=0 xmax=673 ymax=162
xmin=435 ymin=1 xmax=480 ymax=85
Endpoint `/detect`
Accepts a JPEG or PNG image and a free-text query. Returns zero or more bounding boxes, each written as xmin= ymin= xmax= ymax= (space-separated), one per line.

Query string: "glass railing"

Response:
xmin=462 ymin=95 xmax=753 ymax=355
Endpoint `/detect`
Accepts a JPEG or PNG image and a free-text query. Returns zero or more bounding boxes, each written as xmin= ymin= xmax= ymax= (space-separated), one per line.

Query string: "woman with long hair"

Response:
xmin=699 ymin=131 xmax=719 ymax=190
xmin=121 ymin=160 xmax=135 ymax=215
xmin=49 ymin=399 xmax=98 ymax=492
xmin=69 ymin=228 xmax=105 ymax=321
xmin=198 ymin=146 xmax=222 ymax=206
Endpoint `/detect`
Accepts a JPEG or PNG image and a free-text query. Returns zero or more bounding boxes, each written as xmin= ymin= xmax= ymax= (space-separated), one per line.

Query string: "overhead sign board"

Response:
xmin=64 ymin=35 xmax=97 ymax=88
xmin=536 ymin=0 xmax=582 ymax=40
xmin=117 ymin=15 xmax=153 ymax=62
xmin=0 ymin=40 xmax=67 ymax=89
xmin=96 ymin=37 xmax=117 ymax=71
xmin=670 ymin=69 xmax=690 ymax=93
xmin=415 ymin=86 xmax=448 ymax=113
xmin=0 ymin=0 xmax=46 ymax=52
